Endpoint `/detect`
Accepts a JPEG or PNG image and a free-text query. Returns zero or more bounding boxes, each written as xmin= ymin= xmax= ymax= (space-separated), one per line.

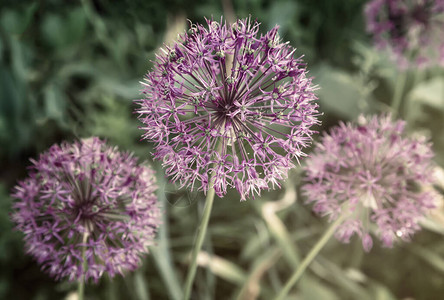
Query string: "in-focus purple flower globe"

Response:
xmin=135 ymin=18 xmax=319 ymax=201
xmin=365 ymin=0 xmax=444 ymax=69
xmin=302 ymin=115 xmax=438 ymax=251
xmin=11 ymin=138 xmax=161 ymax=282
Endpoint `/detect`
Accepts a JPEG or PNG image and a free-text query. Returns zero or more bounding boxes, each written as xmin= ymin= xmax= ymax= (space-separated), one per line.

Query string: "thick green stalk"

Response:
xmin=182 ymin=174 xmax=217 ymax=300
xmin=78 ymin=275 xmax=85 ymax=300
xmin=274 ymin=214 xmax=347 ymax=300
xmin=78 ymin=232 xmax=88 ymax=300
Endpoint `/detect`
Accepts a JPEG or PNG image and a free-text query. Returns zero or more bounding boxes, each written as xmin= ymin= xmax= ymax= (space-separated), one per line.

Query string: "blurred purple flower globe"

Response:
xmin=135 ymin=17 xmax=320 ymax=201
xmin=11 ymin=138 xmax=161 ymax=282
xmin=365 ymin=0 xmax=444 ymax=69
xmin=303 ymin=115 xmax=438 ymax=251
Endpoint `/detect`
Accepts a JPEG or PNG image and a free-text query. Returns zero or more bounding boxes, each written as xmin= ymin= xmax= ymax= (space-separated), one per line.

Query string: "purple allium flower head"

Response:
xmin=135 ymin=17 xmax=319 ymax=201
xmin=11 ymin=138 xmax=161 ymax=282
xmin=364 ymin=0 xmax=444 ymax=69
xmin=303 ymin=115 xmax=438 ymax=251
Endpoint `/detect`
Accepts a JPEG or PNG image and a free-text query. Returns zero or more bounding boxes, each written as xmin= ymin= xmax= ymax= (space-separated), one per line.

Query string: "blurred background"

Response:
xmin=1 ymin=0 xmax=443 ymax=299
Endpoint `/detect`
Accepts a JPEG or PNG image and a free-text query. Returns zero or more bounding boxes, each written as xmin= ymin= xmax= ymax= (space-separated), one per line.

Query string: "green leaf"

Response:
xmin=370 ymin=283 xmax=397 ymax=300
xmin=300 ymin=277 xmax=340 ymax=300
xmin=66 ymin=8 xmax=87 ymax=44
xmin=409 ymin=245 xmax=444 ymax=274
xmin=0 ymin=3 xmax=38 ymax=35
xmin=408 ymin=77 xmax=444 ymax=111
xmin=267 ymin=1 xmax=299 ymax=35
xmin=197 ymin=251 xmax=247 ymax=285
xmin=97 ymin=78 xmax=141 ymax=99
xmin=41 ymin=85 xmax=68 ymax=127
xmin=312 ymin=64 xmax=373 ymax=119
xmin=41 ymin=14 xmax=66 ymax=48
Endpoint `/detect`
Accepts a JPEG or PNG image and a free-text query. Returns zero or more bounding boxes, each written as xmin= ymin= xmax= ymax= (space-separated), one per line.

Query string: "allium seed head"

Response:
xmin=365 ymin=0 xmax=444 ymax=69
xmin=303 ymin=115 xmax=438 ymax=251
xmin=11 ymin=138 xmax=161 ymax=282
xmin=135 ymin=17 xmax=319 ymax=201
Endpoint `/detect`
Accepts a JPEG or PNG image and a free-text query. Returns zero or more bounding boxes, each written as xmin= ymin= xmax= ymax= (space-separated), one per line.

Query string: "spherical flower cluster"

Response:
xmin=365 ymin=0 xmax=444 ymax=68
xmin=303 ymin=115 xmax=438 ymax=251
xmin=11 ymin=138 xmax=161 ymax=282
xmin=135 ymin=17 xmax=319 ymax=201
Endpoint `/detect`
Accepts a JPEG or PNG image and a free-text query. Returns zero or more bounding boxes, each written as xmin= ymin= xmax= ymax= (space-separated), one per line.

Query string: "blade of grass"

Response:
xmin=275 ymin=214 xmax=347 ymax=300
xmin=313 ymin=257 xmax=373 ymax=300
xmin=197 ymin=251 xmax=247 ymax=285
xmin=253 ymin=183 xmax=300 ymax=267
xmin=236 ymin=247 xmax=281 ymax=300
xmin=134 ymin=270 xmax=150 ymax=300
xmin=408 ymin=244 xmax=444 ymax=273
xmin=150 ymin=168 xmax=183 ymax=300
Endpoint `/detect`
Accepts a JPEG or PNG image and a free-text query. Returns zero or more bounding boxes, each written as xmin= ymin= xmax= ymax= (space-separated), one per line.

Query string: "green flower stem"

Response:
xmin=77 ymin=272 xmax=85 ymax=300
xmin=78 ymin=232 xmax=89 ymax=300
xmin=182 ymin=173 xmax=217 ymax=300
xmin=274 ymin=214 xmax=347 ymax=300
xmin=391 ymin=69 xmax=408 ymax=117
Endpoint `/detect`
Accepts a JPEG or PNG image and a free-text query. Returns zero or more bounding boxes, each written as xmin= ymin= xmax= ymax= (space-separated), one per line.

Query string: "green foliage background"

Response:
xmin=1 ymin=0 xmax=443 ymax=299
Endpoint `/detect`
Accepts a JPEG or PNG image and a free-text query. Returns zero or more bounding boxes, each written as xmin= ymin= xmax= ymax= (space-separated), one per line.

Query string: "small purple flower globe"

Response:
xmin=303 ymin=115 xmax=438 ymax=251
xmin=11 ymin=138 xmax=161 ymax=282
xmin=135 ymin=17 xmax=319 ymax=201
xmin=365 ymin=0 xmax=444 ymax=69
